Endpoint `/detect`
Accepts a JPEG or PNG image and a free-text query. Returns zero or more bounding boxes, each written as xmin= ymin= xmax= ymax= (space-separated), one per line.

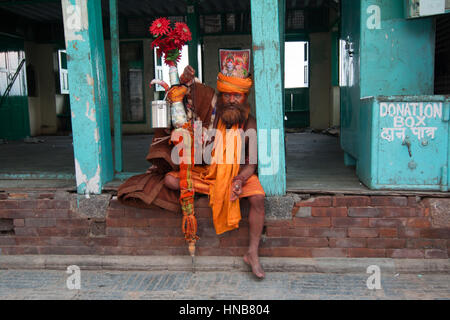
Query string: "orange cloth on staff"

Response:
xmin=167 ymin=85 xmax=188 ymax=103
xmin=167 ymin=120 xmax=265 ymax=235
xmin=216 ymin=73 xmax=253 ymax=94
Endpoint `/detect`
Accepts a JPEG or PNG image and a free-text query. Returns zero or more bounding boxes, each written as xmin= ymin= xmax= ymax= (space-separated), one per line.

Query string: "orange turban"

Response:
xmin=216 ymin=73 xmax=253 ymax=94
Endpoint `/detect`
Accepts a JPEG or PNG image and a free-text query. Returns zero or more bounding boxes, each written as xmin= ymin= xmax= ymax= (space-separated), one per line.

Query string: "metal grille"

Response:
xmin=225 ymin=14 xmax=236 ymax=32
xmin=167 ymin=16 xmax=185 ymax=24
xmin=286 ymin=10 xmax=305 ymax=30
xmin=127 ymin=18 xmax=146 ymax=37
xmin=201 ymin=14 xmax=222 ymax=34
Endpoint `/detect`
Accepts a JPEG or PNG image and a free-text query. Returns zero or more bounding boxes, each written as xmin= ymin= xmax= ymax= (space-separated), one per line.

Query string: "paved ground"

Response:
xmin=0 ymin=269 xmax=448 ymax=300
xmin=0 ymin=133 xmax=366 ymax=193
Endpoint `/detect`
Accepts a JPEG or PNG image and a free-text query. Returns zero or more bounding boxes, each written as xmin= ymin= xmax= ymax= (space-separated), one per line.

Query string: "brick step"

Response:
xmin=0 ymin=192 xmax=448 ymax=258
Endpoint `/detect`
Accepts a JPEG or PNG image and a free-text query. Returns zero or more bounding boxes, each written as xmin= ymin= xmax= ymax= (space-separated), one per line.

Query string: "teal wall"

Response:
xmin=360 ymin=0 xmax=435 ymax=97
xmin=341 ymin=0 xmax=436 ymax=160
xmin=340 ymin=0 xmax=362 ymax=159
xmin=340 ymin=0 xmax=450 ymax=191
xmin=0 ymin=37 xmax=30 ymax=141
xmin=0 ymin=97 xmax=30 ymax=140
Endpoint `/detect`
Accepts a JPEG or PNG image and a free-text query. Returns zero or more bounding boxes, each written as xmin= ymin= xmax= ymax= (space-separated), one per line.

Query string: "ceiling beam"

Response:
xmin=0 ymin=0 xmax=59 ymax=6
xmin=4 ymin=6 xmax=52 ymax=22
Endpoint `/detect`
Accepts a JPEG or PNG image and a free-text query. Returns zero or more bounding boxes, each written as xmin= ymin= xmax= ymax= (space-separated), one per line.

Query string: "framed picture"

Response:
xmin=219 ymin=49 xmax=251 ymax=78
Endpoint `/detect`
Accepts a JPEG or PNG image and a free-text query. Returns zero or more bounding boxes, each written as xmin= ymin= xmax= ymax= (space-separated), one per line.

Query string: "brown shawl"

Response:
xmin=117 ymin=82 xmax=216 ymax=212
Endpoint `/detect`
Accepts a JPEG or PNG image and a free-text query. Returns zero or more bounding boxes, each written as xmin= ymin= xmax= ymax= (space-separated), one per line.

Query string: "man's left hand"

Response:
xmin=230 ymin=179 xmax=243 ymax=201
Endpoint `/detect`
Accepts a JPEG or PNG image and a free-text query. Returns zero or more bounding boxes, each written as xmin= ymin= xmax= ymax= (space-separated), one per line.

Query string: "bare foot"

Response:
xmin=244 ymin=252 xmax=265 ymax=280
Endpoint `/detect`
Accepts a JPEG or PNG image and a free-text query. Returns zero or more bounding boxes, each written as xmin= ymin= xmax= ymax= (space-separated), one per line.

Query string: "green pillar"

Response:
xmin=250 ymin=0 xmax=287 ymax=196
xmin=61 ymin=0 xmax=113 ymax=194
xmin=186 ymin=0 xmax=199 ymax=75
xmin=110 ymin=0 xmax=123 ymax=173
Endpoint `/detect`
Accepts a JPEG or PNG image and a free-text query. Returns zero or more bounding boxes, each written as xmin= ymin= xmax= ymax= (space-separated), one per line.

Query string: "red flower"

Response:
xmin=150 ymin=17 xmax=171 ymax=36
xmin=149 ymin=18 xmax=192 ymax=67
xmin=151 ymin=36 xmax=162 ymax=49
xmin=161 ymin=38 xmax=177 ymax=52
xmin=173 ymin=39 xmax=183 ymax=50
xmin=174 ymin=22 xmax=192 ymax=42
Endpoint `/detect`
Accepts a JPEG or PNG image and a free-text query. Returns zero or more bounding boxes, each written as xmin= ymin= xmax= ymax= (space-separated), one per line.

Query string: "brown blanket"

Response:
xmin=117 ymin=82 xmax=216 ymax=212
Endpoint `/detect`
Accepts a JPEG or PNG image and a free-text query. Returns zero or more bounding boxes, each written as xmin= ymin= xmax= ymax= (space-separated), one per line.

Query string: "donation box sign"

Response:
xmin=377 ymin=101 xmax=449 ymax=187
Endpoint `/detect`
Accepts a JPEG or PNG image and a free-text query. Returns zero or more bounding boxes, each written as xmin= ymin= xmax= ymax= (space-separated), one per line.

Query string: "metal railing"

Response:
xmin=0 ymin=58 xmax=25 ymax=108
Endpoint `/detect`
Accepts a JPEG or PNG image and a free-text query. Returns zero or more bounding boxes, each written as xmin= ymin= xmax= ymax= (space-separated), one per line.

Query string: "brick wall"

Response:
xmin=0 ymin=191 xmax=449 ymax=258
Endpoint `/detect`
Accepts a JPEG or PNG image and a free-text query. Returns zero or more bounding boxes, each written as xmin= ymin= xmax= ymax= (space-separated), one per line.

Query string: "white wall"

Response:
xmin=24 ymin=42 xmax=58 ymax=136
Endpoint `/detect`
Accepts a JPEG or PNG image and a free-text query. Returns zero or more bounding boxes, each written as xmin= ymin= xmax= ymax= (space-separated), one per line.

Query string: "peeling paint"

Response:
xmin=86 ymin=74 xmax=94 ymax=86
xmin=62 ymin=0 xmax=89 ymax=47
xmin=94 ymin=128 xmax=99 ymax=143
xmin=75 ymin=159 xmax=101 ymax=194
xmin=253 ymin=44 xmax=265 ymax=51
xmin=85 ymin=101 xmax=95 ymax=122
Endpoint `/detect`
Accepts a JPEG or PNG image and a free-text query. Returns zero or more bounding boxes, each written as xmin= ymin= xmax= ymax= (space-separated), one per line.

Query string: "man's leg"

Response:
xmin=244 ymin=194 xmax=266 ymax=279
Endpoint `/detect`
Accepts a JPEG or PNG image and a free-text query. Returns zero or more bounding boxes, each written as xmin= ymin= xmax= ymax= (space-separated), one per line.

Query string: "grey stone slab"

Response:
xmin=2 ymin=255 xmax=449 ymax=275
xmin=0 ymin=270 xmax=448 ymax=300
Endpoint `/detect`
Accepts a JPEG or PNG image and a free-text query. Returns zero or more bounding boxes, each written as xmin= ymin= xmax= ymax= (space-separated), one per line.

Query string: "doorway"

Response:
xmin=284 ymin=40 xmax=309 ymax=129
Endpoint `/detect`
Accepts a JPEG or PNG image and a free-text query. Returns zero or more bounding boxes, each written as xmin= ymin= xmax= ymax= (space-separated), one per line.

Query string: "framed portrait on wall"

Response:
xmin=218 ymin=49 xmax=251 ymax=78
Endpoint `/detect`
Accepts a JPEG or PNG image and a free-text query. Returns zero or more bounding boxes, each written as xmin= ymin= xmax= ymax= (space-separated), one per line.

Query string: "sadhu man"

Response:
xmin=118 ymin=50 xmax=266 ymax=279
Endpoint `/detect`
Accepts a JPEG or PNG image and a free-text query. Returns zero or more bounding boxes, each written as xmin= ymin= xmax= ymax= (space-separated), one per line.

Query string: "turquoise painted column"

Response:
xmin=110 ymin=0 xmax=123 ymax=173
xmin=250 ymin=0 xmax=286 ymax=196
xmin=186 ymin=0 xmax=199 ymax=75
xmin=61 ymin=0 xmax=114 ymax=194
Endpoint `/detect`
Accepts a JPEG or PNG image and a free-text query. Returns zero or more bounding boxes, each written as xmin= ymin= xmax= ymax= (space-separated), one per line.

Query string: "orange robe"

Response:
xmin=168 ymin=119 xmax=265 ymax=235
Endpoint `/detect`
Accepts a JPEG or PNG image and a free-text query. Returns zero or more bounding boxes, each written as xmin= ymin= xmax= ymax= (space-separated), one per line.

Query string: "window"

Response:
xmin=120 ymin=41 xmax=145 ymax=122
xmin=284 ymin=41 xmax=309 ymax=89
xmin=339 ymin=39 xmax=354 ymax=87
xmin=58 ymin=50 xmax=69 ymax=94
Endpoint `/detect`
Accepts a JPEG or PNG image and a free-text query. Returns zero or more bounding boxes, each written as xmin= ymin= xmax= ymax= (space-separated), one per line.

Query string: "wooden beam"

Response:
xmin=110 ymin=0 xmax=123 ymax=173
xmin=250 ymin=0 xmax=286 ymax=196
xmin=61 ymin=0 xmax=113 ymax=194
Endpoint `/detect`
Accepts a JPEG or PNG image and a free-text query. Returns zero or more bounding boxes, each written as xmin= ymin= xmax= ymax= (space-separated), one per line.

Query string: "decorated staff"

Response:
xmin=150 ymin=17 xmax=198 ymax=264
